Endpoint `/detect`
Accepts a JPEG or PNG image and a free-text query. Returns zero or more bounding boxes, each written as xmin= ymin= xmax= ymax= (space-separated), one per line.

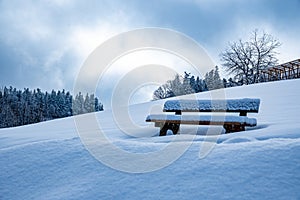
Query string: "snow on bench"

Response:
xmin=164 ymin=98 xmax=260 ymax=116
xmin=146 ymin=98 xmax=260 ymax=136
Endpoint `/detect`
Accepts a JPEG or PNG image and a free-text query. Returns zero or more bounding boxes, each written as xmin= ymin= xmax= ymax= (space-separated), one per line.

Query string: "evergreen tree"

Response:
xmin=182 ymin=72 xmax=194 ymax=94
xmin=94 ymin=97 xmax=103 ymax=112
xmin=170 ymin=74 xmax=184 ymax=96
xmin=204 ymin=69 xmax=214 ymax=90
xmin=213 ymin=66 xmax=223 ymax=89
xmin=204 ymin=66 xmax=223 ymax=90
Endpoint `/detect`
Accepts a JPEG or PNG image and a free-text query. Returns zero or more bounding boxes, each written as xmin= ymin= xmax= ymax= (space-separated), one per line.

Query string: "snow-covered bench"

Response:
xmin=146 ymin=98 xmax=260 ymax=136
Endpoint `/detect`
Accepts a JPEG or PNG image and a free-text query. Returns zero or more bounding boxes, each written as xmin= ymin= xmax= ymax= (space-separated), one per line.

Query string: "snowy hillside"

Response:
xmin=1 ymin=79 xmax=300 ymax=199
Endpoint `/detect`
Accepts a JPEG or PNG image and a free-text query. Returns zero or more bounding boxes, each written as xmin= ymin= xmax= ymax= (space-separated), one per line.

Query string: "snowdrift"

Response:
xmin=1 ymin=79 xmax=300 ymax=199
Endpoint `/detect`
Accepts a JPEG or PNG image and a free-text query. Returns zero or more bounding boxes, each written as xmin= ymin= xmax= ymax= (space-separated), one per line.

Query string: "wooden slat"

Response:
xmin=146 ymin=119 xmax=256 ymax=127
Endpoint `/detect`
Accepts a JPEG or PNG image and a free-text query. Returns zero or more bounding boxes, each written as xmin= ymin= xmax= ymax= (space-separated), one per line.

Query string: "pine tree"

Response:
xmin=204 ymin=69 xmax=214 ymax=90
xmin=170 ymin=74 xmax=184 ymax=96
xmin=182 ymin=72 xmax=194 ymax=94
xmin=213 ymin=66 xmax=223 ymax=89
xmin=65 ymin=91 xmax=73 ymax=116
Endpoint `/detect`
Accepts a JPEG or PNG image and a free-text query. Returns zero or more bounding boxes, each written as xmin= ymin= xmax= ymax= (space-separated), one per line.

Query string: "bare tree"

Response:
xmin=220 ymin=30 xmax=281 ymax=84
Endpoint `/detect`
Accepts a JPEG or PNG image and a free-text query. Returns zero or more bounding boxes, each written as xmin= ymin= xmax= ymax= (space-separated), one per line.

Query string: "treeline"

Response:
xmin=153 ymin=66 xmax=223 ymax=100
xmin=153 ymin=65 xmax=276 ymax=100
xmin=0 ymin=86 xmax=103 ymax=128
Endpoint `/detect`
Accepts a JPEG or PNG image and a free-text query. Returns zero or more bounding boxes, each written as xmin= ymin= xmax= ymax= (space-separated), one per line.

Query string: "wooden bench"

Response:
xmin=146 ymin=98 xmax=260 ymax=136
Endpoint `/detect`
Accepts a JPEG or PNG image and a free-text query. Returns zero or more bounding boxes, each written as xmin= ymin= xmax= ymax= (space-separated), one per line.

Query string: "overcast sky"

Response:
xmin=1 ymin=0 xmax=300 ymax=105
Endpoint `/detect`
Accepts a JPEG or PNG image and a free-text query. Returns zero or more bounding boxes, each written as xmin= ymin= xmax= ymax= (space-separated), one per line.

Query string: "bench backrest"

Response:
xmin=163 ymin=98 xmax=260 ymax=116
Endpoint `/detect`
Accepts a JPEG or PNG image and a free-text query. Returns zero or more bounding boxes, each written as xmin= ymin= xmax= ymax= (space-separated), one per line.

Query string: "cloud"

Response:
xmin=72 ymin=28 xmax=215 ymax=107
xmin=0 ymin=0 xmax=141 ymax=91
xmin=68 ymin=21 xmax=130 ymax=62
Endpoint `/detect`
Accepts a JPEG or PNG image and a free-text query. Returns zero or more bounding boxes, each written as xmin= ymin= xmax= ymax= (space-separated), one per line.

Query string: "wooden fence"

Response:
xmin=260 ymin=59 xmax=300 ymax=82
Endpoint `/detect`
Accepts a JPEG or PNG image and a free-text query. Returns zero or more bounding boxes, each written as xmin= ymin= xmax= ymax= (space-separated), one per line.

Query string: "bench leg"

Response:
xmin=159 ymin=124 xmax=169 ymax=136
xmin=223 ymin=124 xmax=232 ymax=133
xmin=170 ymin=124 xmax=180 ymax=135
xmin=233 ymin=125 xmax=245 ymax=132
xmin=159 ymin=123 xmax=180 ymax=136
xmin=224 ymin=124 xmax=245 ymax=133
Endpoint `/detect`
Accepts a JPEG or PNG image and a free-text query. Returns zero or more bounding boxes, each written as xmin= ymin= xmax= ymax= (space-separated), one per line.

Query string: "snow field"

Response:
xmin=0 ymin=79 xmax=300 ymax=199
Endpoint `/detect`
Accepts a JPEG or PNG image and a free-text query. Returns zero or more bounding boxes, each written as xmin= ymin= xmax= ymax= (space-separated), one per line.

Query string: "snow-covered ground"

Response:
xmin=1 ymin=79 xmax=300 ymax=199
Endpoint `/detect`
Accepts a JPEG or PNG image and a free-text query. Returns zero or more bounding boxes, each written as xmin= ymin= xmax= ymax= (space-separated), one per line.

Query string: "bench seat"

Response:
xmin=146 ymin=114 xmax=257 ymax=126
xmin=146 ymin=114 xmax=257 ymax=135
